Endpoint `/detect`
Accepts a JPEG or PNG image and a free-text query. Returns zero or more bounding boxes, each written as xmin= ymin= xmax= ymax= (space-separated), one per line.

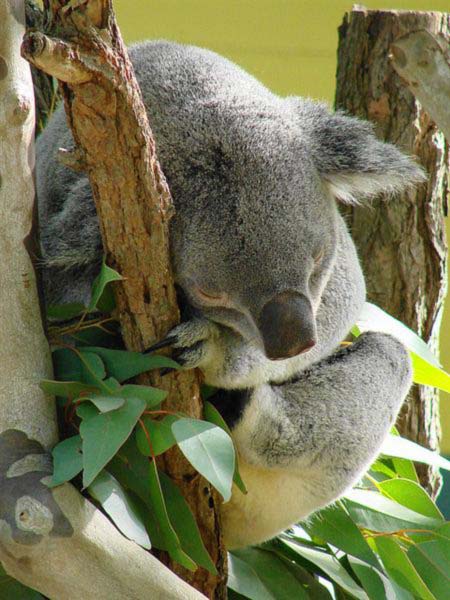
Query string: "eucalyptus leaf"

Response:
xmin=82 ymin=346 xmax=180 ymax=382
xmin=348 ymin=556 xmax=413 ymax=600
xmin=375 ymin=537 xmax=435 ymax=600
xmin=410 ymin=352 xmax=450 ymax=394
xmin=88 ymin=470 xmax=151 ymax=549
xmin=40 ymin=380 xmax=100 ymax=399
xmin=204 ymin=401 xmax=247 ymax=494
xmin=381 ymin=434 xmax=450 ymax=471
xmin=408 ymin=540 xmax=450 ymax=600
xmin=231 ymin=548 xmax=309 ymax=600
xmin=345 ymin=489 xmax=442 ymax=529
xmin=136 ymin=415 xmax=178 ymax=456
xmin=172 ymin=418 xmax=235 ymax=502
xmin=378 ymin=479 xmax=444 ymax=521
xmin=47 ymin=302 xmax=86 ymax=321
xmin=159 ymin=470 xmax=217 ymax=574
xmin=88 ymin=261 xmax=122 ymax=312
xmin=279 ymin=539 xmax=367 ymax=599
xmin=80 ymin=396 xmax=147 ymax=487
xmin=305 ymin=505 xmax=380 ymax=568
xmin=48 ymin=435 xmax=83 ymax=487
xmin=228 ymin=553 xmax=276 ymax=600
xmin=356 ymin=302 xmax=440 ymax=367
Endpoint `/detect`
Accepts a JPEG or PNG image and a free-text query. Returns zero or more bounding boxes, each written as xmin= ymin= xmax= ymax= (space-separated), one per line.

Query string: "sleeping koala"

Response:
xmin=36 ymin=41 xmax=424 ymax=549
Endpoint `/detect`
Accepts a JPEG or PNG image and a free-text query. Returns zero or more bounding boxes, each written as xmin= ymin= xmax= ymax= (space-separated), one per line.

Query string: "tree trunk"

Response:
xmin=23 ymin=1 xmax=226 ymax=597
xmin=335 ymin=7 xmax=449 ymax=496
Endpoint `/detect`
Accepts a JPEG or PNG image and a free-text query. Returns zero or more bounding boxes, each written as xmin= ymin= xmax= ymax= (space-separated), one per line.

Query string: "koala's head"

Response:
xmin=159 ymin=99 xmax=424 ymax=361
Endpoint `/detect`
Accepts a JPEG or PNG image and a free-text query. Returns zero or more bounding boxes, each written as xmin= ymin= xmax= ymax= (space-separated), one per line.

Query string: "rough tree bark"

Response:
xmin=22 ymin=0 xmax=226 ymax=597
xmin=0 ymin=1 xmax=217 ymax=599
xmin=336 ymin=7 xmax=449 ymax=496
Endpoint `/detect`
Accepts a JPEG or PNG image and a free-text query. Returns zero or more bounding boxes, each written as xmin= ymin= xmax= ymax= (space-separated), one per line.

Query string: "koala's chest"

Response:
xmin=221 ymin=460 xmax=330 ymax=549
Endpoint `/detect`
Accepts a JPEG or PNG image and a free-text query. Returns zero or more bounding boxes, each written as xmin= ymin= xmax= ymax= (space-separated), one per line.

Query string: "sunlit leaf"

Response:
xmin=381 ymin=434 xmax=450 ymax=471
xmin=356 ymin=302 xmax=440 ymax=367
xmin=377 ymin=479 xmax=444 ymax=521
xmin=172 ymin=418 xmax=235 ymax=502
xmin=88 ymin=470 xmax=151 ymax=549
xmin=410 ymin=353 xmax=450 ymax=393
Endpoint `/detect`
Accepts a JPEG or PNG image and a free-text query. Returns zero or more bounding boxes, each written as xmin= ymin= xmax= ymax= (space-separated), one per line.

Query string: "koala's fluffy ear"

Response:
xmin=293 ymin=99 xmax=426 ymax=204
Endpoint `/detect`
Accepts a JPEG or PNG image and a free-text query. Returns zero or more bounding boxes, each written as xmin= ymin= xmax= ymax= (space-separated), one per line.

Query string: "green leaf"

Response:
xmin=345 ymin=489 xmax=442 ymax=529
xmin=82 ymin=392 xmax=125 ymax=413
xmin=0 ymin=564 xmax=44 ymax=599
xmin=204 ymin=401 xmax=247 ymax=494
xmin=119 ymin=384 xmax=167 ymax=407
xmin=136 ymin=415 xmax=178 ymax=456
xmin=381 ymin=434 xmax=450 ymax=471
xmin=144 ymin=459 xmax=196 ymax=570
xmin=305 ymin=504 xmax=380 ymax=568
xmin=408 ymin=540 xmax=450 ymax=600
xmin=279 ymin=538 xmax=367 ymax=599
xmin=356 ymin=302 xmax=440 ymax=367
xmin=47 ymin=302 xmax=86 ymax=321
xmin=377 ymin=479 xmax=444 ymax=521
xmin=231 ymin=548 xmax=309 ymax=599
xmin=49 ymin=435 xmax=83 ymax=487
xmin=410 ymin=352 xmax=450 ymax=393
xmin=80 ymin=396 xmax=147 ymax=487
xmin=88 ymin=261 xmax=122 ymax=312
xmin=76 ymin=403 xmax=99 ymax=421
xmin=88 ymin=470 xmax=151 ymax=549
xmin=40 ymin=380 xmax=100 ymax=399
xmin=374 ymin=537 xmax=435 ymax=600
xmin=107 ymin=440 xmax=196 ymax=571
xmin=172 ymin=418 xmax=235 ymax=501
xmin=52 ymin=348 xmax=106 ymax=385
xmin=81 ymin=346 xmax=179 ymax=382
xmin=228 ymin=553 xmax=276 ymax=600
xmin=159 ymin=470 xmax=217 ymax=574
xmin=348 ymin=557 xmax=414 ymax=600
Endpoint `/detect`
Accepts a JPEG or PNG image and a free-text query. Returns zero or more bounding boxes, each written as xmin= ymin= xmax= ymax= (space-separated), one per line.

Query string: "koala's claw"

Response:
xmin=145 ymin=318 xmax=218 ymax=371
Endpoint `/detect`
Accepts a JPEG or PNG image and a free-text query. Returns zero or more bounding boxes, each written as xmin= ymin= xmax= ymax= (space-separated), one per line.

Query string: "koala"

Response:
xmin=36 ymin=41 xmax=423 ymax=550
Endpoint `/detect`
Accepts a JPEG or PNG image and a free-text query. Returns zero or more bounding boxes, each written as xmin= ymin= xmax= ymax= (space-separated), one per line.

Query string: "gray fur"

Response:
xmin=36 ymin=40 xmax=422 ymax=548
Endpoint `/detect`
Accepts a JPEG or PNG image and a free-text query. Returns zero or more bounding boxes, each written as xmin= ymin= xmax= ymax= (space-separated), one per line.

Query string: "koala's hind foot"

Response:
xmin=146 ymin=318 xmax=221 ymax=370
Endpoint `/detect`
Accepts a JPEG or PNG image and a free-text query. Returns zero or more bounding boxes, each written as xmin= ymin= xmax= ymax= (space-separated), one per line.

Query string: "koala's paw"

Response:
xmin=147 ymin=318 xmax=220 ymax=370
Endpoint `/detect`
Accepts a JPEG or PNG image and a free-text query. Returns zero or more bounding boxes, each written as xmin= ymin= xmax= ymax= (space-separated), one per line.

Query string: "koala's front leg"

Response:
xmin=232 ymin=332 xmax=412 ymax=504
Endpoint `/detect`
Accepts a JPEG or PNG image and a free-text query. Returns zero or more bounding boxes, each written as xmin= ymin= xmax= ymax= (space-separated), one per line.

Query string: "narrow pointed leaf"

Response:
xmin=381 ymin=434 xmax=450 ymax=471
xmin=88 ymin=261 xmax=122 ymax=312
xmin=88 ymin=470 xmax=151 ymax=549
xmin=378 ymin=479 xmax=444 ymax=521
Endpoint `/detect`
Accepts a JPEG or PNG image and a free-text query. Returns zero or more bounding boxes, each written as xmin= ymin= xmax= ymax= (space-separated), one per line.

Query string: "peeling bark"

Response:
xmin=23 ymin=0 xmax=226 ymax=596
xmin=336 ymin=7 xmax=449 ymax=496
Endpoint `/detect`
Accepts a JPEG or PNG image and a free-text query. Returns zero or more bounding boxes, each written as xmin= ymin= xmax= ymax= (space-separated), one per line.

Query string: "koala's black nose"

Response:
xmin=258 ymin=291 xmax=317 ymax=360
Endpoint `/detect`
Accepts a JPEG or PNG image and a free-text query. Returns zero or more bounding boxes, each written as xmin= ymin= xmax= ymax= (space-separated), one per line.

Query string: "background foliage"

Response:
xmin=2 ymin=264 xmax=449 ymax=599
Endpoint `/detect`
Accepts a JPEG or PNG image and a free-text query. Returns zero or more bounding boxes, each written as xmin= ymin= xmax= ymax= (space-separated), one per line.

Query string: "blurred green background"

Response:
xmin=114 ymin=0 xmax=450 ymax=451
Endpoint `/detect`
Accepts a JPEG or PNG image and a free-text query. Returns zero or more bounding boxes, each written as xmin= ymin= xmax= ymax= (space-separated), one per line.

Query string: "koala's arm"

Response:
xmin=230 ymin=332 xmax=411 ymax=502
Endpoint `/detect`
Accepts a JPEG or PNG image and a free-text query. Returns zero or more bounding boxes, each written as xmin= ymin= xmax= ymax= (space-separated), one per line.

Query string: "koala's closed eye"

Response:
xmin=313 ymin=248 xmax=325 ymax=264
xmin=193 ymin=286 xmax=229 ymax=306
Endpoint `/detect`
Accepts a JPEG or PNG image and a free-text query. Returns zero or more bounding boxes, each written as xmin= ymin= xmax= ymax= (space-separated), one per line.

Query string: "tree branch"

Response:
xmin=22 ymin=0 xmax=227 ymax=595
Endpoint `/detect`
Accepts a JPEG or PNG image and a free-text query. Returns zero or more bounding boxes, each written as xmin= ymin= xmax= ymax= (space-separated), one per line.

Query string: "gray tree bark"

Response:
xmin=336 ymin=7 xmax=449 ymax=496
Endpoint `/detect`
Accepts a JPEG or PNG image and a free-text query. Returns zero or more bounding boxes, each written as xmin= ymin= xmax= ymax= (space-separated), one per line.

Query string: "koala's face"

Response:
xmin=170 ymin=144 xmax=339 ymax=361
